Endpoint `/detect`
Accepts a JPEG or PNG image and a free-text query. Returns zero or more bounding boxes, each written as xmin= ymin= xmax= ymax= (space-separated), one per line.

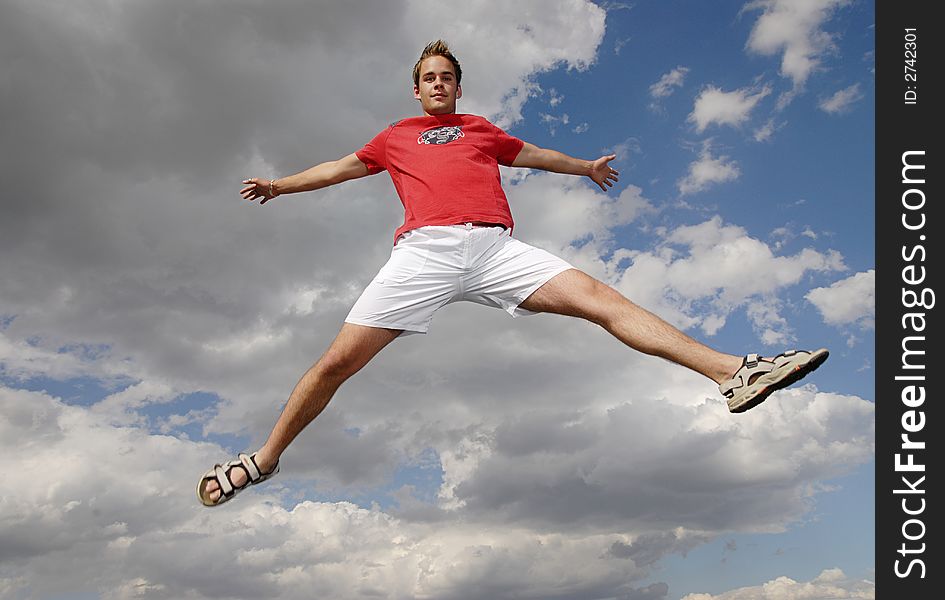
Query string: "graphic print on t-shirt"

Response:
xmin=417 ymin=126 xmax=464 ymax=145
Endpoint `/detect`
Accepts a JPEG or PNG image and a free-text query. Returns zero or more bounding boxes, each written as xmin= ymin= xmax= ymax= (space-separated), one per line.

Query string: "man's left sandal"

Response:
xmin=720 ymin=348 xmax=829 ymax=413
xmin=196 ymin=452 xmax=280 ymax=507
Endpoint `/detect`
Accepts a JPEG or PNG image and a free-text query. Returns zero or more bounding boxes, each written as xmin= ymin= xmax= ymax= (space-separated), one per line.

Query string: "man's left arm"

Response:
xmin=511 ymin=142 xmax=619 ymax=192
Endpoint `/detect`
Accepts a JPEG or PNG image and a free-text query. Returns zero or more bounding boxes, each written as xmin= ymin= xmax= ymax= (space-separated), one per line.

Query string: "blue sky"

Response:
xmin=0 ymin=1 xmax=875 ymax=599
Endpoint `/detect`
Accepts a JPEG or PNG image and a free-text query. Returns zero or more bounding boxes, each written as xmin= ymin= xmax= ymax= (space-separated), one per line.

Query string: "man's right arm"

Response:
xmin=240 ymin=153 xmax=371 ymax=204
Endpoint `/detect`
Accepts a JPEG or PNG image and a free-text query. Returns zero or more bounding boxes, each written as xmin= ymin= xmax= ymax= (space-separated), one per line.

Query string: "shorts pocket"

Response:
xmin=374 ymin=245 xmax=429 ymax=284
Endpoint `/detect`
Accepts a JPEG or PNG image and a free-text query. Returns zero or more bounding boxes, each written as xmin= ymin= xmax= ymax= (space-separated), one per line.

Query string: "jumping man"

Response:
xmin=197 ymin=40 xmax=828 ymax=506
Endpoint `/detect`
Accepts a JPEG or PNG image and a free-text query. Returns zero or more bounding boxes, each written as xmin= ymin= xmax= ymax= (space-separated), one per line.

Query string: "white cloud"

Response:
xmin=540 ymin=111 xmax=571 ymax=135
xmin=92 ymin=379 xmax=179 ymax=425
xmin=745 ymin=0 xmax=852 ymax=88
xmin=650 ymin=66 xmax=690 ymax=99
xmin=614 ymin=36 xmax=632 ymax=55
xmin=507 ymin=171 xmax=657 ymax=258
xmin=0 ymin=331 xmax=125 ymax=384
xmin=806 ymin=270 xmax=875 ymax=329
xmin=677 ymin=143 xmax=741 ymax=195
xmin=0 ymin=372 xmax=873 ymax=599
xmin=607 ymin=136 xmax=643 ymax=165
xmin=746 ymin=298 xmax=794 ymax=346
xmin=547 ymin=87 xmax=565 ymax=106
xmin=753 ymin=118 xmax=784 ymax=142
xmin=688 ymin=85 xmax=772 ymax=133
xmin=681 ymin=568 xmax=874 ymax=599
xmin=612 ymin=217 xmax=846 ymax=339
xmin=819 ymin=83 xmax=864 ymax=114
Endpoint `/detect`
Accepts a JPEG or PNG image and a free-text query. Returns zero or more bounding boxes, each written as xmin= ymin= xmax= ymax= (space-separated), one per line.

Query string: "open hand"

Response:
xmin=240 ymin=178 xmax=278 ymax=204
xmin=589 ymin=154 xmax=619 ymax=192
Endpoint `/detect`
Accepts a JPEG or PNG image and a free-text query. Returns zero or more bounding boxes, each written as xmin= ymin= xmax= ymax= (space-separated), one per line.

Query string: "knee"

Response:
xmin=312 ymin=351 xmax=361 ymax=385
xmin=584 ymin=279 xmax=630 ymax=328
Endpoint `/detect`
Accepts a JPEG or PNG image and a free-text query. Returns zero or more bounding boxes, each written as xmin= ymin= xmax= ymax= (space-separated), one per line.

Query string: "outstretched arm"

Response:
xmin=240 ymin=152 xmax=371 ymax=204
xmin=511 ymin=142 xmax=619 ymax=192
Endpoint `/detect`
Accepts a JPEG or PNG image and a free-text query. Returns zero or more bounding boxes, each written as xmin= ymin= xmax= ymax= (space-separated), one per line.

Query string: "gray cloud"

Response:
xmin=440 ymin=387 xmax=873 ymax=532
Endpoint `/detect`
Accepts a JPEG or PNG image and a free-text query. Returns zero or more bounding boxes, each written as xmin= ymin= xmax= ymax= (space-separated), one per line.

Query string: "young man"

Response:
xmin=197 ymin=41 xmax=828 ymax=507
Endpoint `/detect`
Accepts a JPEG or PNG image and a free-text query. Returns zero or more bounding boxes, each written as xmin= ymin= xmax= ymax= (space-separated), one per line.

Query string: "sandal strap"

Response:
xmin=239 ymin=452 xmax=262 ymax=482
xmin=719 ymin=353 xmax=774 ymax=397
xmin=771 ymin=349 xmax=799 ymax=365
xmin=214 ymin=464 xmax=235 ymax=498
xmin=217 ymin=455 xmax=256 ymax=497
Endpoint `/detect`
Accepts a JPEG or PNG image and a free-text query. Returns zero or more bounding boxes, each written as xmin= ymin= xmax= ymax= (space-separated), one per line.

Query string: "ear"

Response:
xmin=456 ymin=84 xmax=462 ymax=100
xmin=413 ymin=85 xmax=421 ymax=101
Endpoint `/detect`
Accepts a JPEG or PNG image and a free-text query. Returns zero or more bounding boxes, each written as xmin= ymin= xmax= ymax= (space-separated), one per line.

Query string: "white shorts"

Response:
xmin=345 ymin=224 xmax=574 ymax=336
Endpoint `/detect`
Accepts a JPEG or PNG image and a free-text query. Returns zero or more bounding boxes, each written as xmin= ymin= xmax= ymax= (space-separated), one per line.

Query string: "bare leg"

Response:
xmin=519 ymin=269 xmax=743 ymax=384
xmin=203 ymin=323 xmax=402 ymax=502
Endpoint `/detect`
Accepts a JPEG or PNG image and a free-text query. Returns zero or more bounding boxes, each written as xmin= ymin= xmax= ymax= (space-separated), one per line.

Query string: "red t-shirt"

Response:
xmin=355 ymin=114 xmax=525 ymax=243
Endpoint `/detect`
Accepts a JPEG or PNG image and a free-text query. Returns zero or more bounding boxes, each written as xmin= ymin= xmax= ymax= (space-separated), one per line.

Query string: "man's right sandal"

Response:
xmin=196 ymin=452 xmax=280 ymax=507
xmin=719 ymin=348 xmax=829 ymax=413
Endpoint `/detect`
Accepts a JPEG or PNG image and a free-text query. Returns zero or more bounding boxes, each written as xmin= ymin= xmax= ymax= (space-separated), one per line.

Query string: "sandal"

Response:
xmin=720 ymin=348 xmax=829 ymax=413
xmin=196 ymin=452 xmax=280 ymax=507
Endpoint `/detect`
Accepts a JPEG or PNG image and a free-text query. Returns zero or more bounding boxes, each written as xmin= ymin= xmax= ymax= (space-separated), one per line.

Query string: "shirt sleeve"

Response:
xmin=492 ymin=123 xmax=526 ymax=166
xmin=355 ymin=126 xmax=391 ymax=174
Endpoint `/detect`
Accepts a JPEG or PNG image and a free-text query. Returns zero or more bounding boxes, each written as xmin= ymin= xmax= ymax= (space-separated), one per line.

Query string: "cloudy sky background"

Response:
xmin=0 ymin=1 xmax=875 ymax=599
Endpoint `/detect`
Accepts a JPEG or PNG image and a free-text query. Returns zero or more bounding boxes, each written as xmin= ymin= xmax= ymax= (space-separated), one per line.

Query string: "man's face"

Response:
xmin=414 ymin=55 xmax=462 ymax=116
